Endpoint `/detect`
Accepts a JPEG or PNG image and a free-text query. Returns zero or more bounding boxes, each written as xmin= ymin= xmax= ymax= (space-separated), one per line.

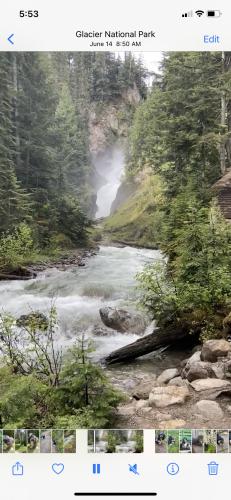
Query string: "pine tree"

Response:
xmin=0 ymin=54 xmax=30 ymax=233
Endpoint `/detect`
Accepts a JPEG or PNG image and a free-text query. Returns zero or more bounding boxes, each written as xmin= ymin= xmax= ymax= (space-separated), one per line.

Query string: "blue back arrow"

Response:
xmin=8 ymin=34 xmax=14 ymax=45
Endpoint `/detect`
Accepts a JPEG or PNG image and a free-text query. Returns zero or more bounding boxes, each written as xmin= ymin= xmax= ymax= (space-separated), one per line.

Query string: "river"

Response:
xmin=0 ymin=245 xmax=188 ymax=393
xmin=0 ymin=245 xmax=159 ymax=357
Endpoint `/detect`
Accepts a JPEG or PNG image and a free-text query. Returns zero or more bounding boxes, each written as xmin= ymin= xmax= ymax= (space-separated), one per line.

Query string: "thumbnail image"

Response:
xmin=27 ymin=430 xmax=40 ymax=453
xmin=88 ymin=430 xmax=95 ymax=453
xmin=52 ymin=430 xmax=64 ymax=453
xmin=155 ymin=430 xmax=168 ymax=453
xmin=3 ymin=430 xmax=15 ymax=453
xmin=40 ymin=430 xmax=52 ymax=453
xmin=89 ymin=430 xmax=143 ymax=453
xmin=0 ymin=429 xmax=3 ymax=453
xmin=0 ymin=430 xmax=3 ymax=453
xmin=15 ymin=430 xmax=28 ymax=453
xmin=204 ymin=431 xmax=217 ymax=453
xmin=179 ymin=429 xmax=192 ymax=453
xmin=192 ymin=430 xmax=204 ymax=453
xmin=64 ymin=430 xmax=76 ymax=453
xmin=167 ymin=431 xmax=179 ymax=453
xmin=217 ymin=430 xmax=229 ymax=453
xmin=0 ymin=50 xmax=231 ymax=431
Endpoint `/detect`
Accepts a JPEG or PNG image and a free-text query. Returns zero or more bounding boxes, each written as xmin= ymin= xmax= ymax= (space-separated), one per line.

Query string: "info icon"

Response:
xmin=167 ymin=463 xmax=179 ymax=475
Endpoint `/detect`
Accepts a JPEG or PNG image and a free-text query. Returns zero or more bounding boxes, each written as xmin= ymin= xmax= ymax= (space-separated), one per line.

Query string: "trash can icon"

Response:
xmin=208 ymin=461 xmax=219 ymax=475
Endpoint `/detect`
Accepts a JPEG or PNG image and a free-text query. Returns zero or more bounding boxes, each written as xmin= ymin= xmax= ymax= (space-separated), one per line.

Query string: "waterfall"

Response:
xmin=94 ymin=145 xmax=125 ymax=219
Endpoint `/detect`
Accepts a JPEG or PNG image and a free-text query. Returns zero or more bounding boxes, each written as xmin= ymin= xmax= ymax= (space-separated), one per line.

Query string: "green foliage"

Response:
xmin=57 ymin=196 xmax=90 ymax=245
xmin=138 ymin=203 xmax=231 ymax=335
xmin=0 ymin=312 xmax=122 ymax=428
xmin=55 ymin=335 xmax=122 ymax=428
xmin=0 ymin=51 xmax=146 ymax=251
xmin=0 ymin=223 xmax=34 ymax=271
xmin=104 ymin=173 xmax=166 ymax=247
xmin=106 ymin=431 xmax=117 ymax=452
xmin=0 ymin=306 xmax=62 ymax=386
xmin=0 ymin=368 xmax=52 ymax=428
xmin=134 ymin=430 xmax=144 ymax=453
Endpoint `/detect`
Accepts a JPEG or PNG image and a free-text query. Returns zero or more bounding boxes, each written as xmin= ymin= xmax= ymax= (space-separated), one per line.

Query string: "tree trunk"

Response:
xmin=105 ymin=326 xmax=190 ymax=365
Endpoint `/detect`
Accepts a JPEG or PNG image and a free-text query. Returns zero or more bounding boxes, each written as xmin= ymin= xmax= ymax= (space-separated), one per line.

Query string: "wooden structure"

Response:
xmin=213 ymin=170 xmax=231 ymax=220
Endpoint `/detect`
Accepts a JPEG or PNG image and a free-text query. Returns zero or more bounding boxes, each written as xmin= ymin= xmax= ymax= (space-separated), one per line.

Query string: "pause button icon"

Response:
xmin=93 ymin=464 xmax=101 ymax=474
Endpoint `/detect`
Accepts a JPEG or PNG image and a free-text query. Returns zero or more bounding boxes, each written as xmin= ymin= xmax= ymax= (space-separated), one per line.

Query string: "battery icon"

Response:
xmin=207 ymin=10 xmax=222 ymax=17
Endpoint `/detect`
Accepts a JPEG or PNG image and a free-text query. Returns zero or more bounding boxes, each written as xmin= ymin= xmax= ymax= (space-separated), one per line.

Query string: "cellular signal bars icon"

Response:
xmin=182 ymin=10 xmax=193 ymax=17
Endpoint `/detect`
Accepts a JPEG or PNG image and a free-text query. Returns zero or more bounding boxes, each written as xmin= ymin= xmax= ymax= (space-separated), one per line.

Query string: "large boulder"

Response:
xmin=168 ymin=377 xmax=188 ymax=387
xmin=182 ymin=361 xmax=216 ymax=382
xmin=181 ymin=351 xmax=201 ymax=369
xmin=194 ymin=400 xmax=224 ymax=419
xmin=190 ymin=378 xmax=231 ymax=392
xmin=149 ymin=386 xmax=190 ymax=408
xmin=132 ymin=378 xmax=158 ymax=400
xmin=157 ymin=368 xmax=179 ymax=384
xmin=99 ymin=307 xmax=146 ymax=334
xmin=201 ymin=339 xmax=231 ymax=362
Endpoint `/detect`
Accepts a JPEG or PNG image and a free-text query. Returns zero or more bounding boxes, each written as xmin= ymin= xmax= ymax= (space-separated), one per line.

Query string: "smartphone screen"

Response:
xmin=0 ymin=1 xmax=230 ymax=498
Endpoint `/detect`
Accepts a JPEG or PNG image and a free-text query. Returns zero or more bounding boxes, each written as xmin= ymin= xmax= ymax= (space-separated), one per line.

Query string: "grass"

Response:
xmin=167 ymin=431 xmax=180 ymax=453
xmin=103 ymin=173 xmax=165 ymax=248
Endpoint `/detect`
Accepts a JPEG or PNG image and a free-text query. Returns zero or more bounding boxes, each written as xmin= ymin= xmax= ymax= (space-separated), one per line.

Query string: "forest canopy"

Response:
xmin=0 ymin=52 xmax=147 ymax=265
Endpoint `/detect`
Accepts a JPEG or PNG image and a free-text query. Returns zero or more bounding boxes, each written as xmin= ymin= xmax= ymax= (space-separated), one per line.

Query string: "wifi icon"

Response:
xmin=195 ymin=9 xmax=205 ymax=16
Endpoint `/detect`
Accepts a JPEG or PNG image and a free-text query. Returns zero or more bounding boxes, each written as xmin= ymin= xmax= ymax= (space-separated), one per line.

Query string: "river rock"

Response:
xmin=136 ymin=399 xmax=150 ymax=409
xmin=194 ymin=400 xmax=224 ymax=419
xmin=149 ymin=386 xmax=190 ymax=408
xmin=201 ymin=339 xmax=231 ymax=362
xmin=117 ymin=405 xmax=136 ymax=417
xmin=132 ymin=378 xmax=158 ymax=400
xmin=224 ymin=360 xmax=231 ymax=378
xmin=181 ymin=351 xmax=201 ymax=368
xmin=138 ymin=407 xmax=153 ymax=415
xmin=99 ymin=306 xmax=146 ymax=334
xmin=157 ymin=368 xmax=179 ymax=384
xmin=168 ymin=377 xmax=188 ymax=387
xmin=182 ymin=361 xmax=215 ymax=382
xmin=159 ymin=419 xmax=186 ymax=429
xmin=211 ymin=361 xmax=226 ymax=379
xmin=16 ymin=312 xmax=49 ymax=330
xmin=190 ymin=378 xmax=231 ymax=392
xmin=92 ymin=325 xmax=114 ymax=336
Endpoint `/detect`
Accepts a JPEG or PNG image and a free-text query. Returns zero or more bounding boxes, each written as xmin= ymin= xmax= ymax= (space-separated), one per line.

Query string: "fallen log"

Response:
xmin=0 ymin=273 xmax=36 ymax=281
xmin=0 ymin=267 xmax=37 ymax=281
xmin=105 ymin=325 xmax=196 ymax=365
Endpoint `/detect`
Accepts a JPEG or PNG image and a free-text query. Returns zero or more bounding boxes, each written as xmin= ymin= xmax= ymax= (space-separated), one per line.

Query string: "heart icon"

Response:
xmin=52 ymin=463 xmax=64 ymax=475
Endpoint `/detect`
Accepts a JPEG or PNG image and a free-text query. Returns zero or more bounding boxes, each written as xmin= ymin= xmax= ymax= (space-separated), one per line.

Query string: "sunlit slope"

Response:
xmin=104 ymin=173 xmax=165 ymax=248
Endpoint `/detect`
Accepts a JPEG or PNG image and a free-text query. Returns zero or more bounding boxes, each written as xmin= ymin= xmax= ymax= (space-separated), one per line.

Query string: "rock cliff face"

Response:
xmin=89 ymin=84 xmax=140 ymax=157
xmin=88 ymin=85 xmax=141 ymax=217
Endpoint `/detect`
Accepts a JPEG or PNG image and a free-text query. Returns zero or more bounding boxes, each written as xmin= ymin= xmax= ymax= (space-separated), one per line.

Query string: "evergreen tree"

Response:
xmin=0 ymin=54 xmax=30 ymax=233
